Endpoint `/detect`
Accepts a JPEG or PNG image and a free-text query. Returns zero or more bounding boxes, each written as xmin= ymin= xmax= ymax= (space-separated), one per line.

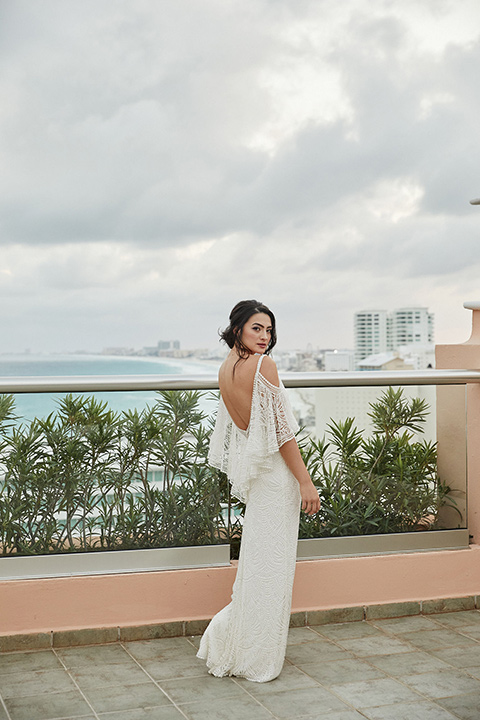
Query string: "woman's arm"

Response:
xmin=260 ymin=354 xmax=320 ymax=515
xmin=280 ymin=439 xmax=321 ymax=516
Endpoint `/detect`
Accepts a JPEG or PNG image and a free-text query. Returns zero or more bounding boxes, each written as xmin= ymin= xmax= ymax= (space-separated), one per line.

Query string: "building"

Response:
xmin=354 ymin=309 xmax=390 ymax=366
xmin=324 ymin=350 xmax=355 ymax=372
xmin=390 ymin=307 xmax=434 ymax=348
xmin=357 ymin=352 xmax=412 ymax=372
xmin=354 ymin=306 xmax=434 ymax=369
xmin=313 ymin=384 xmax=436 ymax=444
xmin=157 ymin=340 xmax=180 ymax=351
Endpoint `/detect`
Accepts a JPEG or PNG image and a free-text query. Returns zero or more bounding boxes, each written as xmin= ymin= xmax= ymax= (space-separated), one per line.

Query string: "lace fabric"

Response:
xmin=198 ymin=354 xmax=301 ymax=682
xmin=207 ymin=354 xmax=299 ymax=503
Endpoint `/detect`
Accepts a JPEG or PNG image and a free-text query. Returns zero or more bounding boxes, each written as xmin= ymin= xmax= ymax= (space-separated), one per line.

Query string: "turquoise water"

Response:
xmin=0 ymin=354 xmax=219 ymax=423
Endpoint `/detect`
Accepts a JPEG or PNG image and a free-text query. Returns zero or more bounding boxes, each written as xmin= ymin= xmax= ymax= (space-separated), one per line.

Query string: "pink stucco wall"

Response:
xmin=2 ymin=546 xmax=480 ymax=635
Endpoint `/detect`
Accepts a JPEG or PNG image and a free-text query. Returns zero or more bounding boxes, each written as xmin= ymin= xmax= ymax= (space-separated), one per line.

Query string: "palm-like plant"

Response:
xmin=299 ymin=388 xmax=459 ymax=539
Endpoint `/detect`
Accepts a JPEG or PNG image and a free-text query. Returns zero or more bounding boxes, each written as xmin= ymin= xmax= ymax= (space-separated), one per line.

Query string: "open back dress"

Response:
xmin=196 ymin=354 xmax=302 ymax=682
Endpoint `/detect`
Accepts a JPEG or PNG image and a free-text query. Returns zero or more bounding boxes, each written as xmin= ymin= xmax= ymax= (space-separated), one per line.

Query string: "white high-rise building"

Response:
xmin=354 ymin=310 xmax=390 ymax=366
xmin=390 ymin=307 xmax=434 ymax=348
xmin=354 ymin=306 xmax=434 ymax=369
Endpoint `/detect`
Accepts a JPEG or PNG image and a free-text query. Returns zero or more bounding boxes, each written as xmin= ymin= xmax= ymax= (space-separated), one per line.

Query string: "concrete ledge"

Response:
xmin=422 ymin=596 xmax=476 ymax=614
xmin=307 ymin=606 xmax=365 ymax=625
xmin=365 ymin=601 xmax=421 ymax=620
xmin=2 ymin=546 xmax=480 ymax=642
xmin=1 ymin=596 xmax=479 ymax=652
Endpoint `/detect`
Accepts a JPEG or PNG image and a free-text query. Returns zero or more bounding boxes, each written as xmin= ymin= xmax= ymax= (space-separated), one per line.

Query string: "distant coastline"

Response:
xmin=0 ymin=354 xmax=221 ymax=423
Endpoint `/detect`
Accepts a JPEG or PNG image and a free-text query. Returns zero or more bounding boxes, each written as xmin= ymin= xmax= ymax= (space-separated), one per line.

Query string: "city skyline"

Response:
xmin=1 ymin=1 xmax=480 ymax=354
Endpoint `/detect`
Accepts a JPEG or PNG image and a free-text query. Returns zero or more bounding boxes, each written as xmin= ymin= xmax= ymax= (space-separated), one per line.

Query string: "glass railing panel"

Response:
xmin=0 ymin=389 xmax=224 ymax=557
xmin=0 ymin=373 xmax=471 ymax=563
xmin=281 ymin=383 xmax=467 ymax=544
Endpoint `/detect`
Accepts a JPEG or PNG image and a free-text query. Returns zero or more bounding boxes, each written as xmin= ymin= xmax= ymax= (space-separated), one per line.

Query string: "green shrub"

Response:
xmin=0 ymin=391 xmax=226 ymax=555
xmin=0 ymin=387 xmax=459 ymax=557
xmin=299 ymin=387 xmax=460 ymax=538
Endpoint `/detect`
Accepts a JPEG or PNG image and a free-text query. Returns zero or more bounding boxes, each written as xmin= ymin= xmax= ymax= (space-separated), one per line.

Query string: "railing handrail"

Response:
xmin=0 ymin=369 xmax=479 ymax=393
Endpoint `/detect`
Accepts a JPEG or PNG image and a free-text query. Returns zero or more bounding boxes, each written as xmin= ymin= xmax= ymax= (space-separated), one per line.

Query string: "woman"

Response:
xmin=197 ymin=300 xmax=320 ymax=683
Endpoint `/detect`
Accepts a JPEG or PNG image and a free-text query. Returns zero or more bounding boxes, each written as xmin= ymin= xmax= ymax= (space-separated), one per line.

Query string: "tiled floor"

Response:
xmin=2 ymin=611 xmax=480 ymax=719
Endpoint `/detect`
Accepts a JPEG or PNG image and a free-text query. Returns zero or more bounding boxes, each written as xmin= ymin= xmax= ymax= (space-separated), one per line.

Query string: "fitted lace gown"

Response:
xmin=197 ymin=354 xmax=301 ymax=682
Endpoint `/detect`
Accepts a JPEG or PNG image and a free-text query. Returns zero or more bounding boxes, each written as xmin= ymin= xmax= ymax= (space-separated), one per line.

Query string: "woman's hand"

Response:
xmin=278 ymin=439 xmax=321 ymax=515
xmin=300 ymin=479 xmax=321 ymax=516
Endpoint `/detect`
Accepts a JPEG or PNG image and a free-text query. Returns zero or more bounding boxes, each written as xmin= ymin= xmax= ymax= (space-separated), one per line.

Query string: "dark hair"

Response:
xmin=220 ymin=299 xmax=277 ymax=360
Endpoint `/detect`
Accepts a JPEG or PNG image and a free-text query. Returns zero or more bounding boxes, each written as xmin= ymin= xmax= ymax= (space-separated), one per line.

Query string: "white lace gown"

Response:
xmin=197 ymin=354 xmax=301 ymax=683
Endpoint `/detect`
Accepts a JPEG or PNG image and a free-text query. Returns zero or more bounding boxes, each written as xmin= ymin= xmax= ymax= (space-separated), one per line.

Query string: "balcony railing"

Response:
xmin=0 ymin=368 xmax=479 ymax=393
xmin=0 ymin=369 xmax=477 ymax=579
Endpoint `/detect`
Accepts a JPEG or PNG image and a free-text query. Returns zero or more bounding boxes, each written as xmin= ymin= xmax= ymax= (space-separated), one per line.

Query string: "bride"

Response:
xmin=197 ymin=300 xmax=320 ymax=682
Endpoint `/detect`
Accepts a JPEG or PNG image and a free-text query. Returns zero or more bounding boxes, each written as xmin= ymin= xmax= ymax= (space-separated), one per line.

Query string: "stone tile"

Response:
xmin=184 ymin=619 xmax=209 ymax=636
xmin=365 ymin=601 xmax=420 ymax=621
xmin=401 ymin=668 xmax=480 ymax=698
xmin=299 ymin=657 xmax=385 ymax=686
xmin=307 ymin=606 xmax=364 ymax=626
xmin=249 ymin=685 xmax=350 ymax=719
xmin=158 ymin=675 xmax=245 ymax=705
xmin=401 ymin=628 xmax=478 ymax=651
xmin=4 ymin=689 xmax=92 ymax=720
xmin=187 ymin=636 xmax=201 ymax=650
xmin=0 ymin=668 xmax=77 ymax=699
xmin=0 ymin=633 xmax=51 ymax=653
xmin=332 ymin=677 xmax=422 ymax=708
xmin=97 ymin=708 xmax=185 ymax=719
xmin=428 ymin=644 xmax=480 ymax=668
xmin=422 ymin=597 xmax=476 ymax=614
xmin=0 ymin=705 xmax=7 ymax=720
xmin=84 ymin=681 xmax=172 ymax=713
xmin=139 ymin=654 xmax=209 ymax=681
xmin=436 ymin=692 xmax=480 ymax=720
xmin=370 ymin=615 xmax=439 ymax=634
xmin=362 ymin=701 xmax=459 ymax=720
xmin=315 ymin=622 xmax=383 ymax=641
xmin=296 ymin=713 xmax=365 ymax=720
xmin=0 ymin=650 xmax=62 ymax=675
xmin=287 ymin=627 xmax=327 ymax=645
xmin=289 ymin=612 xmax=306 ymax=628
xmin=124 ymin=637 xmax=196 ymax=661
xmin=285 ymin=640 xmax=352 ymax=665
xmin=56 ymin=643 xmax=134 ymax=668
xmin=428 ymin=610 xmax=480 ymax=627
xmin=234 ymin=664 xmax=318 ymax=695
xmin=179 ymin=694 xmax=275 ymax=719
xmin=71 ymin=662 xmax=150 ymax=690
xmin=335 ymin=636 xmax=412 ymax=657
xmin=465 ymin=666 xmax=480 ymax=679
xmin=120 ymin=623 xmax=184 ymax=643
xmin=53 ymin=626 xmax=118 ymax=648
xmin=365 ymin=650 xmax=452 ymax=676
xmin=457 ymin=625 xmax=480 ymax=641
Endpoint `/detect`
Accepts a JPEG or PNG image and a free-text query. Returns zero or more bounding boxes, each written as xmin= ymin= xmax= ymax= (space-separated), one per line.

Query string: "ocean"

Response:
xmin=0 ymin=354 xmax=220 ymax=424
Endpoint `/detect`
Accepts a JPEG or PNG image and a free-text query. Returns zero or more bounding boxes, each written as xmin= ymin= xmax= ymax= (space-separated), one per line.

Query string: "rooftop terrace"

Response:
xmin=2 ymin=302 xmax=480 ymax=718
xmin=2 ymin=608 xmax=480 ymax=719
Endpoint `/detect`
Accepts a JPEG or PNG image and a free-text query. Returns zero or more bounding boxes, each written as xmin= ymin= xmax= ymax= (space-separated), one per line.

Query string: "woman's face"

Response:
xmin=239 ymin=312 xmax=272 ymax=354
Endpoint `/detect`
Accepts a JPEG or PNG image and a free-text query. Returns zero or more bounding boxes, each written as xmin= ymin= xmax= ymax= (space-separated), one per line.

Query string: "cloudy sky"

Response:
xmin=1 ymin=0 xmax=480 ymax=354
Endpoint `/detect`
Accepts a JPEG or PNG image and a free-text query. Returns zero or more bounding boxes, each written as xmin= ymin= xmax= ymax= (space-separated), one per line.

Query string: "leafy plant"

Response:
xmin=0 ymin=392 xmax=224 ymax=555
xmin=299 ymin=387 xmax=460 ymax=539
xmin=0 ymin=386 xmax=459 ymax=558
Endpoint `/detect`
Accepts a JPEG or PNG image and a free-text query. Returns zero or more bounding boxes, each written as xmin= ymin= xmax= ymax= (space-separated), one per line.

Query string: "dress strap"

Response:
xmin=255 ymin=353 xmax=266 ymax=376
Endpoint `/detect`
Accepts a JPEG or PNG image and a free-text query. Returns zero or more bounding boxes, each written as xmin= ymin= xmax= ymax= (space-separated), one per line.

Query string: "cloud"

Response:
xmin=1 ymin=0 xmax=480 ymax=352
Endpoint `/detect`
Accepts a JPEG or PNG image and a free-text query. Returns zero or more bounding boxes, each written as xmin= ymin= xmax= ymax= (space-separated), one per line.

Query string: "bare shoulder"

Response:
xmin=219 ymin=352 xmax=257 ymax=391
xmin=259 ymin=354 xmax=280 ymax=387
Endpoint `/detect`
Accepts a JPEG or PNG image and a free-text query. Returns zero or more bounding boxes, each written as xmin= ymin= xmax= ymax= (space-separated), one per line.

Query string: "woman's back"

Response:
xmin=219 ymin=352 xmax=279 ymax=431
